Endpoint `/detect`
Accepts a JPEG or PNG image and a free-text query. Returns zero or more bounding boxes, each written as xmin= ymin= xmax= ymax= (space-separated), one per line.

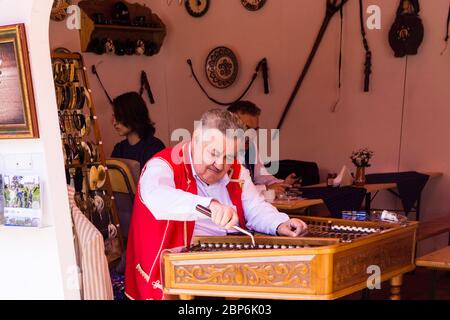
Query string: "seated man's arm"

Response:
xmin=252 ymin=145 xmax=283 ymax=187
xmin=240 ymin=166 xmax=289 ymax=235
xmin=139 ymin=158 xmax=212 ymax=221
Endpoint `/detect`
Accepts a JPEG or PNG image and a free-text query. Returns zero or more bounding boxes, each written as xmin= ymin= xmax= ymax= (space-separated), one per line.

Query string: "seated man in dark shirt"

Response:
xmin=111 ymin=92 xmax=165 ymax=170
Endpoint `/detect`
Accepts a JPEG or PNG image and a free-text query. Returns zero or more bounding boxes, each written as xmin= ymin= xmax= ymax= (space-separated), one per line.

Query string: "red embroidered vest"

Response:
xmin=125 ymin=143 xmax=245 ymax=300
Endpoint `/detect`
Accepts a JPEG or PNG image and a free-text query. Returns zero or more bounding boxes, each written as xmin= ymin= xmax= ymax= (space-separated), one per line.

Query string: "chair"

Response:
xmin=266 ymin=159 xmax=320 ymax=186
xmin=106 ymin=158 xmax=140 ymax=240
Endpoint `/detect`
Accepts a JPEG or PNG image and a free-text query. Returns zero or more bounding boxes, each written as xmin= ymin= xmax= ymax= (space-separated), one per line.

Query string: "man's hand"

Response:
xmin=284 ymin=173 xmax=297 ymax=185
xmin=208 ymin=200 xmax=239 ymax=230
xmin=267 ymin=183 xmax=291 ymax=196
xmin=276 ymin=218 xmax=308 ymax=237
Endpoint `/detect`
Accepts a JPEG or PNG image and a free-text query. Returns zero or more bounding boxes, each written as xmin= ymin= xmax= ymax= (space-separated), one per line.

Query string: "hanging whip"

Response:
xmin=276 ymin=0 xmax=349 ymax=131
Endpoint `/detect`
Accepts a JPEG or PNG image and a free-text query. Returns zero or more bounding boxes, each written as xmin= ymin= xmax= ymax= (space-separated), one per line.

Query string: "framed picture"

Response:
xmin=0 ymin=24 xmax=39 ymax=139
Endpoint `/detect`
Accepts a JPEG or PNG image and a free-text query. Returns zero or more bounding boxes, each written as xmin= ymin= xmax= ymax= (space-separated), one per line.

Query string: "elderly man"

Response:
xmin=228 ymin=100 xmax=297 ymax=195
xmin=125 ymin=109 xmax=307 ymax=300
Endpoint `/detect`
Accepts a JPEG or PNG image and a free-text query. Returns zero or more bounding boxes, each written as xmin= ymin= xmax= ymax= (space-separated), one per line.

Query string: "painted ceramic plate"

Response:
xmin=205 ymin=46 xmax=239 ymax=89
xmin=241 ymin=0 xmax=267 ymax=11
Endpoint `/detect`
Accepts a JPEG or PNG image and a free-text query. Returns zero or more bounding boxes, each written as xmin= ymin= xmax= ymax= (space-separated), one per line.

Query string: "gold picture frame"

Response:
xmin=0 ymin=24 xmax=39 ymax=139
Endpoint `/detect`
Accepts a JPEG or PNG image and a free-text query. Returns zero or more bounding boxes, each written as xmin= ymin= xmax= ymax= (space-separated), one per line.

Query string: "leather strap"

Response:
xmin=187 ymin=57 xmax=268 ymax=106
xmin=442 ymin=4 xmax=450 ymax=54
xmin=331 ymin=5 xmax=344 ymax=113
xmin=446 ymin=4 xmax=450 ymax=42
xmin=140 ymin=70 xmax=155 ymax=104
xmin=359 ymin=0 xmax=372 ymax=92
xmin=91 ymin=65 xmax=113 ymax=105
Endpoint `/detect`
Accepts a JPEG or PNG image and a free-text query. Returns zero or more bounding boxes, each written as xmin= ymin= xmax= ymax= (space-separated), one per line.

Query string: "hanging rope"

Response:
xmin=397 ymin=56 xmax=409 ymax=171
xmin=187 ymin=57 xmax=269 ymax=106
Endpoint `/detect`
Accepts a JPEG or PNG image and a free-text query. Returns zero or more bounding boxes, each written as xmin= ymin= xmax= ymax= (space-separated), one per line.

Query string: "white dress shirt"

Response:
xmin=139 ymin=144 xmax=289 ymax=237
xmin=248 ymin=142 xmax=284 ymax=193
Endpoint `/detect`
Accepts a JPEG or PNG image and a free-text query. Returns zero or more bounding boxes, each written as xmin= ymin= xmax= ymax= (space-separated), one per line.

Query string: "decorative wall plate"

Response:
xmin=185 ymin=0 xmax=210 ymax=17
xmin=51 ymin=0 xmax=71 ymax=21
xmin=205 ymin=46 xmax=239 ymax=89
xmin=241 ymin=0 xmax=267 ymax=11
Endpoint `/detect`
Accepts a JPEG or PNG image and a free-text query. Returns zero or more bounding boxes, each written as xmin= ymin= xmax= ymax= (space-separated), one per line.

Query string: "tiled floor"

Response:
xmin=343 ymin=268 xmax=450 ymax=300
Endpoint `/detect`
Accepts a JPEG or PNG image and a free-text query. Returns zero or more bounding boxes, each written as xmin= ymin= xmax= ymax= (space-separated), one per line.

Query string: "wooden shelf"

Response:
xmin=66 ymin=162 xmax=102 ymax=169
xmin=78 ymin=0 xmax=166 ymax=55
xmin=94 ymin=24 xmax=164 ymax=32
xmin=51 ymin=52 xmax=83 ymax=60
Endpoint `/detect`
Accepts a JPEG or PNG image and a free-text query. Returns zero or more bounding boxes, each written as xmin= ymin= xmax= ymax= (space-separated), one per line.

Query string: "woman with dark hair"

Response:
xmin=111 ymin=92 xmax=165 ymax=169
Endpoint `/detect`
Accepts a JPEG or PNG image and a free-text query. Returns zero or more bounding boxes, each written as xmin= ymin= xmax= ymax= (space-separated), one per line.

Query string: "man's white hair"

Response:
xmin=200 ymin=109 xmax=245 ymax=134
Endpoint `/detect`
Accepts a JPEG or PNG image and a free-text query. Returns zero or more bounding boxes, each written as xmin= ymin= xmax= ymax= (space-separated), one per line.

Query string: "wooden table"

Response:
xmin=416 ymin=247 xmax=450 ymax=270
xmin=416 ymin=246 xmax=450 ymax=299
xmin=272 ymin=198 xmax=323 ymax=211
xmin=272 ymin=172 xmax=442 ymax=219
xmin=361 ymin=172 xmax=442 ymax=221
xmin=271 ymin=182 xmax=405 ymax=211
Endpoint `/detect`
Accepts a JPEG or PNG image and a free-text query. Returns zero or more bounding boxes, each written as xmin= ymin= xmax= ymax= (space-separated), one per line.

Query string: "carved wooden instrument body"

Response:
xmin=162 ymin=216 xmax=417 ymax=300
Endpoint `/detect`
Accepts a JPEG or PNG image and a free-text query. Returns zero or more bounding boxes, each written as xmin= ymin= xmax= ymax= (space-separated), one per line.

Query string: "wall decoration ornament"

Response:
xmin=241 ymin=0 xmax=267 ymax=11
xmin=0 ymin=24 xmax=39 ymax=139
xmin=51 ymin=0 xmax=71 ymax=22
xmin=187 ymin=56 xmax=268 ymax=106
xmin=205 ymin=46 xmax=239 ymax=89
xmin=185 ymin=0 xmax=210 ymax=18
xmin=388 ymin=0 xmax=424 ymax=58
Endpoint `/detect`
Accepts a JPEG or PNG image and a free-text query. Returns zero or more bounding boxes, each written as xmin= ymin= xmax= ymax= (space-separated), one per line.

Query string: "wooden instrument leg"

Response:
xmin=179 ymin=294 xmax=194 ymax=300
xmin=390 ymin=274 xmax=403 ymax=300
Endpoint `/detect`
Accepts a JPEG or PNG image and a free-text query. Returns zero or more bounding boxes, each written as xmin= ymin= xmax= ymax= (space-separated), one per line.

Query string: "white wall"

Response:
xmin=0 ymin=0 xmax=80 ymax=299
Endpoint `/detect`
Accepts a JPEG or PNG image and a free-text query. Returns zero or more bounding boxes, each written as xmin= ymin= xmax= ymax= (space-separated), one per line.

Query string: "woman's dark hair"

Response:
xmin=227 ymin=100 xmax=261 ymax=117
xmin=113 ymin=92 xmax=155 ymax=139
